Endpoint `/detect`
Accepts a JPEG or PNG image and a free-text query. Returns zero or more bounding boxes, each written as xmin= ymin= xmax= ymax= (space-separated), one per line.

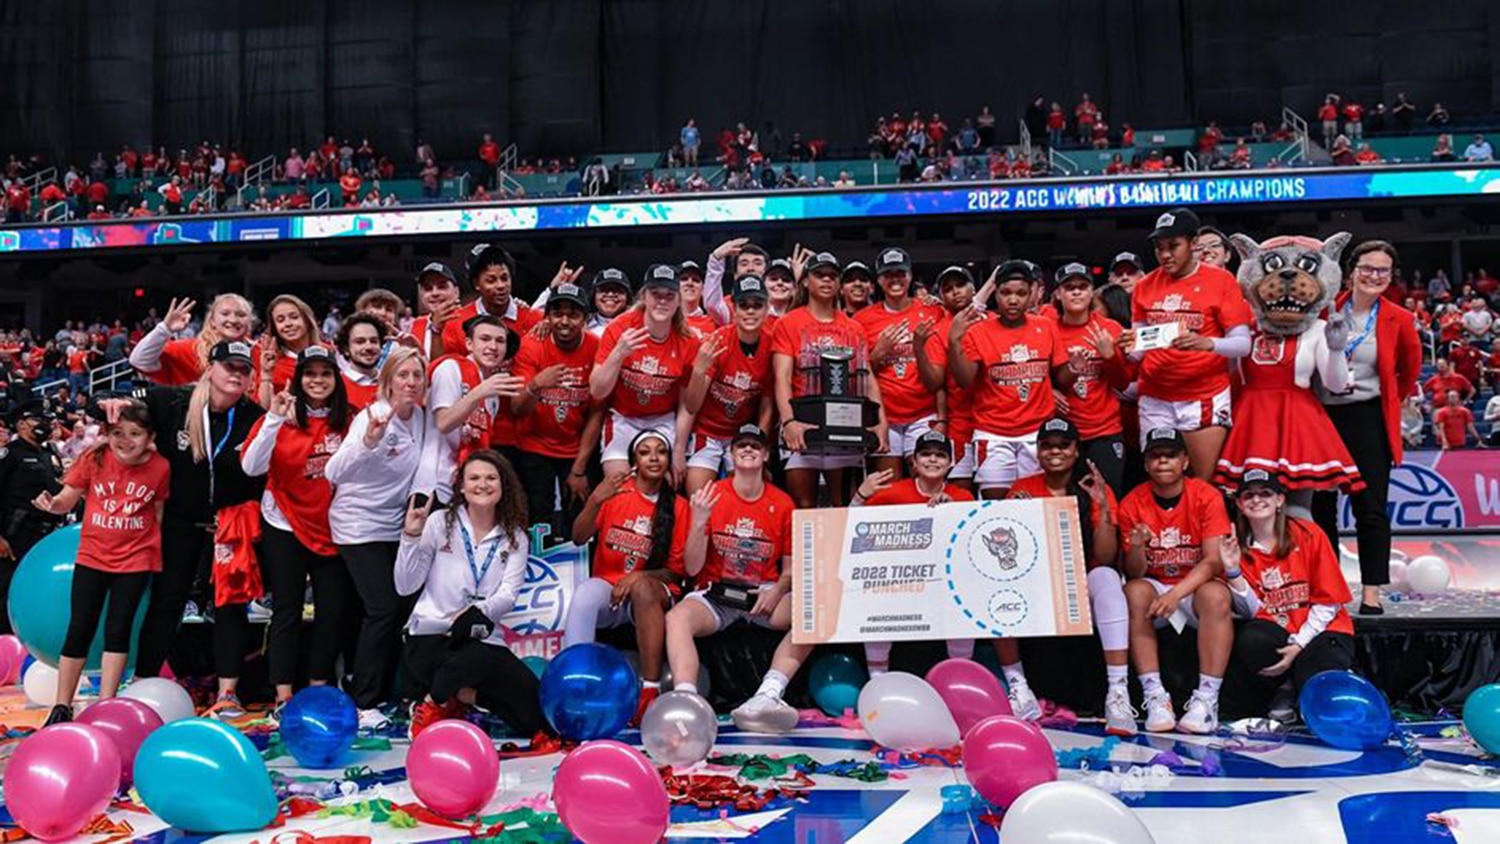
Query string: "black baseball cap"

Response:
xmin=1053 ymin=263 xmax=1091 ymax=285
xmin=913 ymin=429 xmax=953 ymax=458
xmin=416 ymin=261 xmax=458 ymax=287
xmin=466 ymin=243 xmax=514 ymax=280
xmin=678 ymin=260 xmax=704 ymax=279
xmin=547 ymin=282 xmax=590 ymax=311
xmin=807 ymin=251 xmax=841 ymax=274
xmin=593 ymin=267 xmax=631 ymax=293
xmin=1238 ymin=468 xmax=1285 ymax=495
xmin=766 ymin=258 xmax=795 ymax=280
xmin=841 ymin=261 xmax=873 ymax=282
xmin=937 ymin=265 xmax=975 ymax=288
xmin=210 ymin=340 xmax=254 ymax=369
xmin=642 ymin=263 xmax=681 ymax=291
xmin=298 ymin=345 xmax=334 ymax=365
xmin=15 ymin=402 xmax=53 ymax=424
xmin=875 ymin=247 xmax=911 ymax=275
xmin=996 ymin=259 xmax=1041 ymax=284
xmin=731 ymin=423 xmax=769 ymax=447
xmin=1147 ymin=207 xmax=1201 ymax=241
xmin=1142 ymin=427 xmax=1187 ymax=455
xmin=731 ymin=274 xmax=770 ymax=305
xmin=1111 ymin=252 xmax=1142 ymax=271
xmin=1037 ymin=417 xmax=1080 ymax=444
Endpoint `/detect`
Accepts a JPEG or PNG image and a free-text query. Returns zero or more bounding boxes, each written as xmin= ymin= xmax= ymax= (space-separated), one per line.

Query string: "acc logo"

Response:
xmin=1365 ymin=463 xmax=1463 ymax=530
xmin=987 ymin=589 xmax=1029 ymax=629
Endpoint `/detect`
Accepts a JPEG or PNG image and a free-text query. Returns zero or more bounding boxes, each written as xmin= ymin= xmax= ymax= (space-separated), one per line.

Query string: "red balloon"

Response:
xmin=407 ymin=720 xmax=499 ymax=818
xmin=4 ymin=723 xmax=122 ymax=841
xmin=0 ymin=635 xmax=27 ymax=685
xmin=962 ymin=715 xmax=1058 ymax=809
xmin=926 ymin=658 xmax=1013 ymax=736
xmin=553 ymin=740 xmax=669 ymax=844
xmin=76 ymin=697 xmax=164 ymax=788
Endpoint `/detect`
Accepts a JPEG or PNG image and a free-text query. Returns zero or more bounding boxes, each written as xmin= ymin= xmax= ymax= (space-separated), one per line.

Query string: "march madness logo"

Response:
xmin=850 ymin=518 xmax=934 ymax=553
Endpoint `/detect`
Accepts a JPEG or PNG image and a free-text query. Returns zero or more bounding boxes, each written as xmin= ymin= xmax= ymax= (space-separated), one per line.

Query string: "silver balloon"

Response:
xmin=640 ymin=691 xmax=718 ymax=768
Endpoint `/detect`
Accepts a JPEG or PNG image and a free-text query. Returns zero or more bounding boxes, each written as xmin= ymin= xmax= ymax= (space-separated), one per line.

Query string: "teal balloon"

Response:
xmin=1299 ymin=671 xmax=1393 ymax=750
xmin=522 ymin=655 xmax=549 ymax=678
xmin=8 ymin=525 xmax=148 ymax=670
xmin=1463 ymin=683 xmax=1500 ymax=754
xmin=809 ymin=652 xmax=869 ymax=717
xmin=133 ymin=718 xmax=278 ymax=833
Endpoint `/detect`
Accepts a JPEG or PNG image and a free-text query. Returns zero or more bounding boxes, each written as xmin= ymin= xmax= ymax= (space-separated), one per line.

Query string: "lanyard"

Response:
xmin=1341 ymin=300 xmax=1379 ymax=361
xmin=202 ymin=403 xmax=236 ymax=506
xmin=457 ymin=518 xmax=501 ymax=597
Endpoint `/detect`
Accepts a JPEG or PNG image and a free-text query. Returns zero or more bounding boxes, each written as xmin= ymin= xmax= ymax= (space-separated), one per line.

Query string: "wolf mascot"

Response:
xmin=1212 ymin=233 xmax=1365 ymax=516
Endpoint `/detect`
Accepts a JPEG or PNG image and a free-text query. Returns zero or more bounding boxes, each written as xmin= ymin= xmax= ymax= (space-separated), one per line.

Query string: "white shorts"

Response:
xmin=950 ymin=438 xmax=976 ymax=480
xmin=972 ymin=430 xmax=1040 ymax=491
xmin=1142 ymin=577 xmax=1240 ymax=628
xmin=683 ymin=590 xmax=779 ymax=633
xmin=1138 ymin=388 xmax=1233 ymax=443
xmin=685 ymin=433 xmax=731 ymax=473
xmin=601 ymin=410 xmax=676 ymax=463
xmin=886 ymin=415 xmax=938 ymax=457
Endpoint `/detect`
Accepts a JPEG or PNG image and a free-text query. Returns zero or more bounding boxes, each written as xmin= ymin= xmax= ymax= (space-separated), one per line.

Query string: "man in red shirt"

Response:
xmin=1449 ymin=340 xmax=1484 ymax=387
xmin=1423 ymin=358 xmax=1474 ymax=406
xmin=5 ymin=180 xmax=31 ymax=224
xmin=478 ymin=133 xmax=501 ymax=190
xmin=429 ymin=315 xmax=525 ymax=500
xmin=1342 ymin=100 xmax=1364 ymax=142
xmin=1434 ymin=390 xmax=1479 ymax=449
xmin=510 ymin=282 xmax=601 ymax=531
xmin=441 ymin=244 xmax=543 ymax=358
xmin=1123 ymin=207 xmax=1252 ymax=478
xmin=334 ymin=313 xmax=385 ymax=410
xmin=407 ymin=262 xmax=462 ymax=361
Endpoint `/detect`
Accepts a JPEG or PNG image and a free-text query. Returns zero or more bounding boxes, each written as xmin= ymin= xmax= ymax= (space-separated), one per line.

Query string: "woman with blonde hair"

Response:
xmin=325 ymin=344 xmax=441 ymax=729
xmin=130 ymin=294 xmax=254 ymax=385
xmin=254 ymin=294 xmax=324 ymax=405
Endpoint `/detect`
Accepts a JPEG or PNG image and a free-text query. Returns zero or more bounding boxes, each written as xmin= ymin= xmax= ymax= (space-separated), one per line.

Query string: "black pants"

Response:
xmin=1234 ymin=619 xmax=1355 ymax=694
xmin=261 ymin=523 xmax=353 ymax=687
xmin=136 ymin=515 xmax=250 ymax=680
xmin=1312 ymin=399 xmax=1392 ymax=587
xmin=515 ymin=449 xmax=583 ymax=535
xmin=340 ymin=541 xmax=413 ymax=709
xmin=62 ymin=566 xmax=150 ymax=658
xmin=403 ymin=634 xmax=545 ymax=735
xmin=1080 ymin=434 xmax=1126 ymax=498
xmin=0 ymin=516 xmax=57 ymax=635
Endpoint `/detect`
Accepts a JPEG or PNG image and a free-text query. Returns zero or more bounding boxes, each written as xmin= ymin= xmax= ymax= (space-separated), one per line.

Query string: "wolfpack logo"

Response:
xmin=1008 ymin=344 xmax=1033 ymax=363
xmin=627 ymin=515 xmax=652 ymax=536
xmin=638 ymin=355 xmax=662 ymax=376
xmin=1251 ymin=335 xmax=1286 ymax=365
xmin=214 ymin=543 xmax=234 ymax=564
xmin=554 ymin=404 xmax=569 ymax=423
xmin=1159 ymin=527 xmax=1182 ymax=549
xmin=1161 ymin=293 xmax=1185 ymax=312
xmin=1261 ymin=566 xmax=1286 ymax=590
xmin=981 ymin=525 xmax=1019 ymax=570
xmin=730 ymin=371 xmax=753 ymax=391
xmin=732 ymin=517 xmax=759 ymax=538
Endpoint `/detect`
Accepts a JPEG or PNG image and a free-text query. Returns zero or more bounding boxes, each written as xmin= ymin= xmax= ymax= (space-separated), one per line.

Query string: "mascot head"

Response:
xmin=1228 ymin=232 xmax=1351 ymax=336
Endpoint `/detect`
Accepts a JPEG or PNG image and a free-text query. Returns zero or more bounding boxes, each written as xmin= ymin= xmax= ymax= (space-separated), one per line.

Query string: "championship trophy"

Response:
xmin=791 ymin=349 xmax=878 ymax=454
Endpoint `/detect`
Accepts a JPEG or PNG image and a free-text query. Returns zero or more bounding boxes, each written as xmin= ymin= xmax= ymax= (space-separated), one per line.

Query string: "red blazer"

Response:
xmin=1334 ymin=291 xmax=1422 ymax=463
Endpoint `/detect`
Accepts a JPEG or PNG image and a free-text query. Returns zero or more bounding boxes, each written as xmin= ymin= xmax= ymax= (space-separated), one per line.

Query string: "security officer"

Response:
xmin=0 ymin=402 xmax=64 ymax=633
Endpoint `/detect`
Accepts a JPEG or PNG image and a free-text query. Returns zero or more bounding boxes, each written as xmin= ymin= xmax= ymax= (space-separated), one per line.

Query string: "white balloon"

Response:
xmin=1000 ymin=780 xmax=1156 ymax=844
xmin=1388 ymin=558 xmax=1409 ymax=592
xmin=1406 ymin=555 xmax=1451 ymax=594
xmin=23 ymin=661 xmax=59 ymax=707
xmin=120 ymin=677 xmax=196 ymax=722
xmin=857 ymin=671 xmax=960 ymax=750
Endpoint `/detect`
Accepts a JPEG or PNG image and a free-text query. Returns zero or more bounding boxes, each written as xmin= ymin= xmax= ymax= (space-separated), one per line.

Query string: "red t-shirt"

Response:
xmin=693 ymin=325 xmax=773 ymax=437
xmin=592 ymin=481 xmax=689 ymax=585
xmin=1117 ymin=477 xmax=1231 ymax=586
xmin=438 ymin=299 xmax=544 ymax=371
xmin=595 ymin=310 xmax=699 ymax=417
xmin=1449 ymin=345 xmax=1484 ymax=385
xmin=1048 ymin=313 xmax=1128 ymax=439
xmin=855 ymin=302 xmax=946 ymax=424
xmin=1006 ymin=474 xmax=1119 ymax=565
xmin=250 ymin=342 xmax=307 ymax=396
xmin=64 ymin=450 xmax=171 ymax=574
xmin=1424 ymin=372 xmax=1473 ymax=401
xmin=697 ymin=479 xmax=795 ymax=585
xmin=1242 ymin=518 xmax=1354 ymax=637
xmin=865 ymin=478 xmax=976 ymax=506
xmin=146 ymin=338 xmax=206 ymax=385
xmin=1435 ymin=405 xmax=1474 ymax=446
xmin=959 ymin=314 xmax=1067 ymax=437
xmin=769 ymin=307 xmax=871 ymax=399
xmin=686 ymin=313 xmax=718 ymax=337
xmin=1317 ymin=104 xmax=1338 ymax=121
xmin=479 ymin=142 xmax=501 ymax=165
xmin=248 ymin=413 xmax=342 ymax=556
xmin=1343 ymin=103 xmax=1363 ymax=122
xmin=343 ymin=377 xmax=378 ymax=411
xmin=511 ymin=333 xmax=599 ymax=459
xmin=1131 ymin=263 xmax=1251 ymax=401
xmin=931 ymin=313 xmax=974 ymax=444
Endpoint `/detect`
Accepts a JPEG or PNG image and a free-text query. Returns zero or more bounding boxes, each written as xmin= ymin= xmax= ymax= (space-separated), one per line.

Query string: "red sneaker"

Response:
xmin=631 ymin=685 xmax=661 ymax=727
xmin=408 ymin=699 xmax=447 ymax=740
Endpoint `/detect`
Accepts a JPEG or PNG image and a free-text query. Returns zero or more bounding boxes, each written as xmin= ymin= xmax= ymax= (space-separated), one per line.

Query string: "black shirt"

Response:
xmin=139 ymin=386 xmax=265 ymax=524
xmin=0 ymin=438 xmax=62 ymax=516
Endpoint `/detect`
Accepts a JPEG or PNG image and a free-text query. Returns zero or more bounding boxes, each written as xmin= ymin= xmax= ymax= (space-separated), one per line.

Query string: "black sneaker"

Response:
xmin=43 ymin=704 xmax=73 ymax=727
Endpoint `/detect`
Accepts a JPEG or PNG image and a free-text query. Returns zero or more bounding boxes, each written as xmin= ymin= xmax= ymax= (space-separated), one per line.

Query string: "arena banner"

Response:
xmin=791 ymin=498 xmax=1092 ymax=645
xmin=5 ymin=165 xmax=1500 ymax=255
xmin=498 ymin=524 xmax=590 ymax=659
xmin=1341 ymin=450 xmax=1500 ymax=534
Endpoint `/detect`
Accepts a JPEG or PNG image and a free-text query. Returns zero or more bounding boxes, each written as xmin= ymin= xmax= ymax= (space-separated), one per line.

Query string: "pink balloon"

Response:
xmin=76 ymin=697 xmax=164 ymax=788
xmin=963 ymin=715 xmax=1058 ymax=809
xmin=4 ymin=723 xmax=122 ymax=841
xmin=553 ymin=740 xmax=669 ymax=844
xmin=926 ymin=658 xmax=1013 ymax=736
xmin=0 ymin=635 xmax=27 ymax=685
xmin=408 ymin=720 xmax=500 ymax=818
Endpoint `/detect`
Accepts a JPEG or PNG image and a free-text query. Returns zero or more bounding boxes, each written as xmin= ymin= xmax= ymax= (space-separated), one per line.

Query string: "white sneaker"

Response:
xmin=1178 ymin=691 xmax=1219 ymax=735
xmin=357 ymin=707 xmax=391 ymax=732
xmin=1143 ymin=691 xmax=1176 ymax=733
xmin=1104 ymin=687 xmax=1138 ymax=737
xmin=731 ymin=693 xmax=800 ymax=734
xmin=1008 ymin=681 xmax=1043 ymax=721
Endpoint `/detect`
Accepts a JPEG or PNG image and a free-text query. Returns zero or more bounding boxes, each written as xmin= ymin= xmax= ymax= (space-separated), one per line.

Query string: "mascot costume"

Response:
xmin=1214 ymin=233 xmax=1365 ymax=517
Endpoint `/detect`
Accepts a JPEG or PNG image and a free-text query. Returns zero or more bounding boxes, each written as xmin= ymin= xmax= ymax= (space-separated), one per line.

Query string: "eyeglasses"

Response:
xmin=1354 ymin=266 xmax=1392 ymax=278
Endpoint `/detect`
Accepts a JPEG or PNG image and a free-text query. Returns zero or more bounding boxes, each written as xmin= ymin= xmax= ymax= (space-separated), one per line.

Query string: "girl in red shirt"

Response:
xmin=130 ymin=294 xmax=254 ymax=386
xmin=33 ymin=401 xmax=170 ymax=726
xmin=1048 ymin=265 xmax=1132 ymax=495
xmin=1226 ymin=470 xmax=1355 ymax=718
xmin=240 ymin=347 xmax=354 ymax=709
xmin=565 ymin=430 xmax=688 ymax=721
xmin=255 ymin=294 xmax=325 ymax=406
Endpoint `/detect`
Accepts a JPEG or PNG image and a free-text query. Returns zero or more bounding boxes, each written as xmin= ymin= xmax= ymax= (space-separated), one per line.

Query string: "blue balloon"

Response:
xmin=1463 ymin=683 xmax=1500 ymax=754
xmin=539 ymin=643 xmax=638 ymax=740
xmin=8 ymin=526 xmax=148 ymax=670
xmin=809 ymin=652 xmax=868 ymax=717
xmin=279 ymin=686 xmax=358 ymax=768
xmin=522 ymin=655 xmax=549 ymax=678
xmin=134 ymin=718 xmax=279 ymax=833
xmin=1299 ymin=671 xmax=1394 ymax=750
